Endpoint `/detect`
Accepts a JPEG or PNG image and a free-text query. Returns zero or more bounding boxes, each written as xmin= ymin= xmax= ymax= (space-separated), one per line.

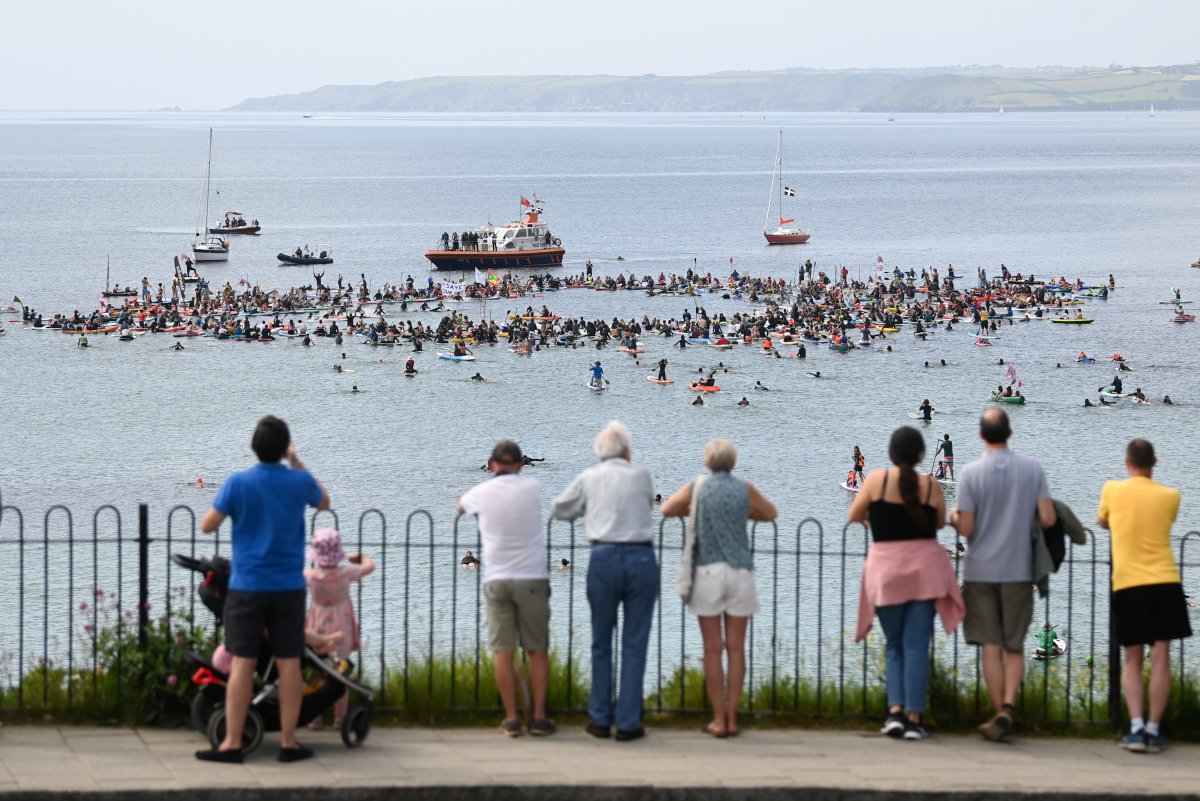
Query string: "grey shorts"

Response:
xmin=962 ymin=581 xmax=1034 ymax=653
xmin=485 ymin=579 xmax=551 ymax=653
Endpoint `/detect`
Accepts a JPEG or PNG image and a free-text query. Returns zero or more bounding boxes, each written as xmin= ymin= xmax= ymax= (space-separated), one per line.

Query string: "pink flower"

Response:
xmin=94 ymin=589 xmax=105 ymax=598
xmin=83 ymin=624 xmax=94 ymax=635
xmin=78 ymin=601 xmax=88 ymax=612
xmin=166 ymin=674 xmax=178 ymax=686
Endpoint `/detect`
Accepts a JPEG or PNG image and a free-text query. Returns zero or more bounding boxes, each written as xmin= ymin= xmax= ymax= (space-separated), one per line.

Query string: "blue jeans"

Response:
xmin=875 ymin=599 xmax=935 ymax=713
xmin=587 ymin=544 xmax=659 ymax=731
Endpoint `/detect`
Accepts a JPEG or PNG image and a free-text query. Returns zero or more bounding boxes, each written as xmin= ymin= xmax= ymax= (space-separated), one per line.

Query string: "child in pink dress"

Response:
xmin=305 ymin=528 xmax=374 ymax=727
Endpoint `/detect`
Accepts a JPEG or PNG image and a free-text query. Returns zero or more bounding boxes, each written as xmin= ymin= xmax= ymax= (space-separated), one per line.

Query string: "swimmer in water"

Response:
xmin=460 ymin=551 xmax=479 ymax=569
xmin=334 ymin=364 xmax=343 ymax=373
xmin=560 ymin=558 xmax=571 ymax=572
xmin=755 ymin=381 xmax=770 ymax=391
xmin=471 ymin=372 xmax=485 ymax=382
xmin=738 ymin=397 xmax=750 ymax=406
xmin=173 ymin=342 xmax=185 ymax=351
xmin=1163 ymin=395 xmax=1174 ymax=405
xmin=351 ymin=385 xmax=360 ymax=393
xmin=692 ymin=396 xmax=704 ymax=406
xmin=807 ymin=371 xmax=821 ymax=379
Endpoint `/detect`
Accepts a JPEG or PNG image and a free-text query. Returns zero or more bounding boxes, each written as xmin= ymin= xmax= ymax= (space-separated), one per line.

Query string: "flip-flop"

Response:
xmin=727 ymin=728 xmax=741 ymax=738
xmin=701 ymin=722 xmax=728 ymax=738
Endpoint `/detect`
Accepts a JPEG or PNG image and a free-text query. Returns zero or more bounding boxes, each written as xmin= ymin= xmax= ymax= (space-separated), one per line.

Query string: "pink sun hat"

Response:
xmin=307 ymin=527 xmax=346 ymax=567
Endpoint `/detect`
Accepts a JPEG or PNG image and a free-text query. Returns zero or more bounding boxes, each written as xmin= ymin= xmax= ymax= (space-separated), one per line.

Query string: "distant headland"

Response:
xmin=229 ymin=63 xmax=1200 ymax=113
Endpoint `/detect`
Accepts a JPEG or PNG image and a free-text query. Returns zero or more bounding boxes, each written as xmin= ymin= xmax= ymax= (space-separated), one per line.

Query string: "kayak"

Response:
xmin=438 ymin=353 xmax=476 ymax=361
xmin=689 ymin=383 xmax=721 ymax=392
xmin=840 ymin=481 xmax=861 ymax=494
xmin=646 ymin=377 xmax=675 ymax=384
xmin=1173 ymin=315 xmax=1195 ymax=323
xmin=829 ymin=343 xmax=850 ymax=353
xmin=991 ymin=393 xmax=1026 ymax=405
xmin=1050 ymin=318 xmax=1094 ymax=324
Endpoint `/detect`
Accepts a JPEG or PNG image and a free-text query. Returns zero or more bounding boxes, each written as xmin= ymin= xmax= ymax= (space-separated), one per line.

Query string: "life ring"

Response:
xmin=552 ymin=238 xmax=561 ymax=247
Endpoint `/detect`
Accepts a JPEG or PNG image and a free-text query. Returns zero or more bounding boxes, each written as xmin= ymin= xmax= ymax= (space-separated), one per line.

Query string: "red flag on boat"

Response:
xmin=780 ymin=216 xmax=795 ymax=225
xmin=520 ymin=197 xmax=531 ymax=208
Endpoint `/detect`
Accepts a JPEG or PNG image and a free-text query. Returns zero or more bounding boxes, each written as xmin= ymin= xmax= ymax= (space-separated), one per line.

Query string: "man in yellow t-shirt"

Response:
xmin=1097 ymin=438 xmax=1192 ymax=755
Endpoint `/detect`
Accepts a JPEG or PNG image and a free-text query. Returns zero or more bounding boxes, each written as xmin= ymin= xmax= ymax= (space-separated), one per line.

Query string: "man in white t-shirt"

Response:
xmin=457 ymin=440 xmax=555 ymax=737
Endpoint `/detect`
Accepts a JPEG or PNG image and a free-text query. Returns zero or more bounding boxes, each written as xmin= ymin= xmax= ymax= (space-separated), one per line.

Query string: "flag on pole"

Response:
xmin=98 ymin=295 xmax=108 ymax=313
xmin=12 ymin=296 xmax=21 ymax=305
xmin=520 ymin=197 xmax=531 ymax=208
xmin=783 ymin=186 xmax=796 ymax=197
xmin=474 ymin=268 xmax=486 ymax=285
xmin=486 ymin=269 xmax=500 ymax=286
xmin=1005 ymin=364 xmax=1018 ymax=383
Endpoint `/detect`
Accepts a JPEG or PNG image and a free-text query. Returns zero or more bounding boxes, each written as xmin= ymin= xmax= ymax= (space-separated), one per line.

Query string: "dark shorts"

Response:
xmin=1113 ymin=583 xmax=1193 ymax=646
xmin=224 ymin=588 xmax=307 ymax=660
xmin=962 ymin=581 xmax=1034 ymax=653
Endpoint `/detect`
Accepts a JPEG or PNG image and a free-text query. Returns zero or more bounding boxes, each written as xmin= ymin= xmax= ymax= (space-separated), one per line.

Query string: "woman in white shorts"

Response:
xmin=661 ymin=437 xmax=777 ymax=737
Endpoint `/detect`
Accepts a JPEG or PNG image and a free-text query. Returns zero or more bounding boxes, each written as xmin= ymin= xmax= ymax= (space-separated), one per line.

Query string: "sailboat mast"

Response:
xmin=778 ymin=130 xmax=785 ymax=227
xmin=764 ymin=131 xmax=781 ymax=233
xmin=201 ymin=128 xmax=213 ymax=237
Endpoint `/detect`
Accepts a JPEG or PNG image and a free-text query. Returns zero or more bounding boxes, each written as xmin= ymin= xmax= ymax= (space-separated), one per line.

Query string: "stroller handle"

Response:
xmin=171 ymin=553 xmax=208 ymax=573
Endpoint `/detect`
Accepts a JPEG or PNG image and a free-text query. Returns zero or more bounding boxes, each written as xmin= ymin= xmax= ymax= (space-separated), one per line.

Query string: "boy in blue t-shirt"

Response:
xmin=196 ymin=416 xmax=329 ymax=764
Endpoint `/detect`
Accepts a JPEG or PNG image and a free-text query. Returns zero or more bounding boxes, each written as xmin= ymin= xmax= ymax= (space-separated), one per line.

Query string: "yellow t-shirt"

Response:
xmin=1098 ymin=476 xmax=1181 ymax=591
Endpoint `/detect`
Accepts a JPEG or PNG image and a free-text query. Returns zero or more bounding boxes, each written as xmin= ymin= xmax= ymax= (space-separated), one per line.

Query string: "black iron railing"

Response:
xmin=0 ymin=500 xmax=1197 ymax=731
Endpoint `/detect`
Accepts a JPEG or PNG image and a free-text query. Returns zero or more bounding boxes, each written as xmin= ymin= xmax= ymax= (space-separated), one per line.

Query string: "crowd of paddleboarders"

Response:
xmin=5 ymin=258 xmax=1185 ymax=419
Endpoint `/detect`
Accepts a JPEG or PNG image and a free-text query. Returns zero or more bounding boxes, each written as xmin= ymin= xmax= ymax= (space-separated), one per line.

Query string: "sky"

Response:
xmin=3 ymin=0 xmax=1198 ymax=109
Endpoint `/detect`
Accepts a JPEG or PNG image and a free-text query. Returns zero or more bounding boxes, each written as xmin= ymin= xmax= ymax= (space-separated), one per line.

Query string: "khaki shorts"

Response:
xmin=962 ymin=581 xmax=1034 ymax=652
xmin=688 ymin=562 xmax=760 ymax=617
xmin=485 ymin=579 xmax=551 ymax=653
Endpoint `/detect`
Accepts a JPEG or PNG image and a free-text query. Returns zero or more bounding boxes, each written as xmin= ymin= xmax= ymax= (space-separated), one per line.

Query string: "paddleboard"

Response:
xmin=438 ymin=353 xmax=476 ymax=361
xmin=907 ymin=412 xmax=935 ymax=421
xmin=1159 ymin=300 xmax=1192 ymax=305
xmin=840 ymin=481 xmax=861 ymax=493
xmin=587 ymin=383 xmax=607 ymax=392
xmin=646 ymin=377 xmax=674 ymax=384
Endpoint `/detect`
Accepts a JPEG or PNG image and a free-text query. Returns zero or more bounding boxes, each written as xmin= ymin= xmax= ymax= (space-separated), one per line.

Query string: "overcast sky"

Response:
xmin=3 ymin=0 xmax=1198 ymax=109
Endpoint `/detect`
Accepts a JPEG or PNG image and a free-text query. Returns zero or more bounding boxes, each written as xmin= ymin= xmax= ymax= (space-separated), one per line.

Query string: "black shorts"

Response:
xmin=224 ymin=588 xmax=307 ymax=659
xmin=1113 ymin=583 xmax=1193 ymax=647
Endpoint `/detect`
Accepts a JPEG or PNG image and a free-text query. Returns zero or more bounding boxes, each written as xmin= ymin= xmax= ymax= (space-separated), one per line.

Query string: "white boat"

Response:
xmin=1150 ymin=102 xmax=1156 ymax=118
xmin=763 ymin=131 xmax=810 ymax=245
xmin=191 ymin=129 xmax=229 ymax=263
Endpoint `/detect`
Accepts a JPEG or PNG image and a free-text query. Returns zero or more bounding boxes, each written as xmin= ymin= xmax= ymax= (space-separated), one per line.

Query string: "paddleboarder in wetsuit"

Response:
xmin=656 ymin=358 xmax=668 ymax=381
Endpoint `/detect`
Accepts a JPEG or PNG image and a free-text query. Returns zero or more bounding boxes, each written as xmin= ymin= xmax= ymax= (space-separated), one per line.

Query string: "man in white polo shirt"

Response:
xmin=457 ymin=439 xmax=555 ymax=737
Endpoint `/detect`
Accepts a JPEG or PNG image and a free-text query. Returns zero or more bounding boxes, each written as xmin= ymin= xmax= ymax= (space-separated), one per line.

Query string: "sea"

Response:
xmin=1 ymin=111 xmax=1198 ymax=689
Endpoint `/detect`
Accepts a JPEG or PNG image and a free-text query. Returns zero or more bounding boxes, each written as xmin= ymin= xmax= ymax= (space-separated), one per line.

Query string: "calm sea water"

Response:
xmin=1 ymin=111 xmax=1198 ymax=681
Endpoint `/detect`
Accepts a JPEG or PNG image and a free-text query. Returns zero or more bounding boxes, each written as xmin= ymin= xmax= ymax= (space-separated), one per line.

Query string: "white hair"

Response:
xmin=704 ymin=437 xmax=737 ymax=473
xmin=594 ymin=420 xmax=632 ymax=461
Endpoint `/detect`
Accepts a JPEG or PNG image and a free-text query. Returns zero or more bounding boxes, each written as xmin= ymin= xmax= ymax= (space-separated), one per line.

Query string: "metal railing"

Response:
xmin=0 ymin=500 xmax=1197 ymax=730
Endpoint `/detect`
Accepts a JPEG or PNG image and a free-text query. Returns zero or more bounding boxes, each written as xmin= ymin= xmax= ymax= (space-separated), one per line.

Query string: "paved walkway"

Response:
xmin=0 ymin=724 xmax=1197 ymax=799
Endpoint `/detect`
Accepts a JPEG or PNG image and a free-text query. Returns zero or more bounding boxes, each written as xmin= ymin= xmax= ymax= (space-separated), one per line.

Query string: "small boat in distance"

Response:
xmin=278 ymin=245 xmax=333 ymax=265
xmin=210 ymin=211 xmax=260 ymax=235
xmin=763 ymin=130 xmax=810 ymax=245
xmin=424 ymin=195 xmax=565 ymax=270
xmin=192 ymin=129 xmax=229 ymax=263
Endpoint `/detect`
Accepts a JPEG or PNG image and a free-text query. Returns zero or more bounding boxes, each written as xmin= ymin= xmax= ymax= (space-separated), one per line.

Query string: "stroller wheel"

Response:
xmin=190 ymin=688 xmax=219 ymax=733
xmin=341 ymin=703 xmax=372 ymax=748
xmin=207 ymin=706 xmax=265 ymax=755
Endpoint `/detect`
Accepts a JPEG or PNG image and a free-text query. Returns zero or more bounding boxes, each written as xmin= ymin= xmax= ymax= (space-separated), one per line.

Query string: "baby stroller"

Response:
xmin=172 ymin=553 xmax=376 ymax=753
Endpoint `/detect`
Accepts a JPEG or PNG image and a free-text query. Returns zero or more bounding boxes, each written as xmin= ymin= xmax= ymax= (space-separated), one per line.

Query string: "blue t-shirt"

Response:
xmin=213 ymin=462 xmax=323 ymax=592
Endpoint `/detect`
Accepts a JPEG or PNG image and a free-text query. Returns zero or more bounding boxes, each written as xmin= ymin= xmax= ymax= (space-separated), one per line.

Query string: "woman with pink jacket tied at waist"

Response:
xmin=849 ymin=426 xmax=964 ymax=741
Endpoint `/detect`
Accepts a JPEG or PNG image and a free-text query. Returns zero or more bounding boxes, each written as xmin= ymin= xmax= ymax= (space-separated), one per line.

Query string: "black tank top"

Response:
xmin=867 ymin=470 xmax=937 ymax=542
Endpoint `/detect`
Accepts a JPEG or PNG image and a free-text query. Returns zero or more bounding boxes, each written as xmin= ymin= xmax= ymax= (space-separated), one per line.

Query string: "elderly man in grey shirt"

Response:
xmin=951 ymin=408 xmax=1055 ymax=743
xmin=551 ymin=420 xmax=656 ymax=741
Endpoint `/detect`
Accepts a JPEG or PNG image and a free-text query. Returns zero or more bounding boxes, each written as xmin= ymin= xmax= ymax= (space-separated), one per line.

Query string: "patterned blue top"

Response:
xmin=694 ymin=471 xmax=753 ymax=570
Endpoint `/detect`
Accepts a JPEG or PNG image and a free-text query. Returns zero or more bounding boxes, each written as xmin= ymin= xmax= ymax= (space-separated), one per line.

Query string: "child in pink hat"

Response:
xmin=304 ymin=527 xmax=374 ymax=727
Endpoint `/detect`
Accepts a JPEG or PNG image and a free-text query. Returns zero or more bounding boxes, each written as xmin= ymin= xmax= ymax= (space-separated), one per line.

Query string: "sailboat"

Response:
xmin=763 ymin=130 xmax=810 ymax=245
xmin=192 ymin=129 xmax=230 ymax=262
xmin=1149 ymin=102 xmax=1156 ymax=118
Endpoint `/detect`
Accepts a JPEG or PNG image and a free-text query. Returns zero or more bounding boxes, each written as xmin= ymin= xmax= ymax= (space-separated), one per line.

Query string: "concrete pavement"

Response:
xmin=0 ymin=724 xmax=1196 ymax=799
